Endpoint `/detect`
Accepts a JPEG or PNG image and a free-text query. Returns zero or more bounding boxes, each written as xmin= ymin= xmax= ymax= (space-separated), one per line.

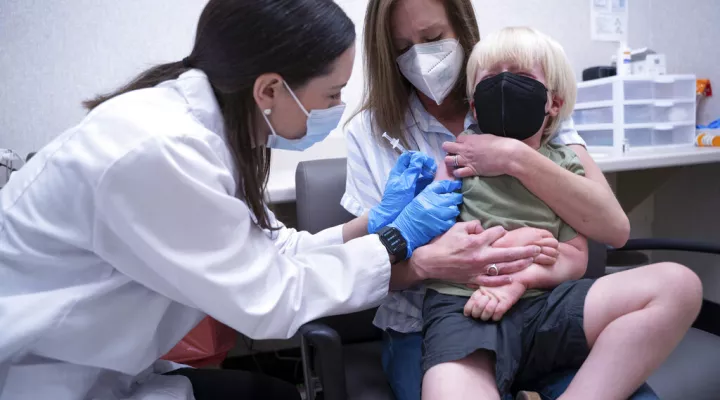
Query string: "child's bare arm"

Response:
xmin=434 ymin=156 xmax=456 ymax=182
xmin=510 ymin=234 xmax=588 ymax=290
xmin=463 ymin=235 xmax=587 ymax=322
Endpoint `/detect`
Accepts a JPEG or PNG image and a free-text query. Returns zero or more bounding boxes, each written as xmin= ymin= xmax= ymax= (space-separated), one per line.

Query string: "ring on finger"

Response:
xmin=453 ymin=155 xmax=459 ymax=168
xmin=487 ymin=264 xmax=499 ymax=276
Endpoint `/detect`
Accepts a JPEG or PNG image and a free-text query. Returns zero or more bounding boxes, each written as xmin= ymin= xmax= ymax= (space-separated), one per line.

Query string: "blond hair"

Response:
xmin=351 ymin=0 xmax=480 ymax=148
xmin=466 ymin=27 xmax=577 ymax=140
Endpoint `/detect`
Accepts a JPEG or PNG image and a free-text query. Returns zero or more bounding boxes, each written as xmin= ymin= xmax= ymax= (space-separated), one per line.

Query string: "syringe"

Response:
xmin=382 ymin=132 xmax=408 ymax=154
xmin=382 ymin=132 xmax=436 ymax=176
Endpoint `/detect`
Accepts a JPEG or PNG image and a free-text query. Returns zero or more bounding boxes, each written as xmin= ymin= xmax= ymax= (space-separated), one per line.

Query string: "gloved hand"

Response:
xmin=389 ymin=179 xmax=463 ymax=259
xmin=368 ymin=151 xmax=436 ymax=233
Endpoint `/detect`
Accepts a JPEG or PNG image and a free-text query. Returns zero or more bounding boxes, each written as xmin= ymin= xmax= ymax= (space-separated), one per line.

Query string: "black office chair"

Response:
xmin=295 ymin=158 xmax=720 ymax=400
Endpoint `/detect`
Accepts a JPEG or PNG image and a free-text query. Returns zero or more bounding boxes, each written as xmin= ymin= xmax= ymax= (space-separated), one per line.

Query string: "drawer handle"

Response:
xmin=654 ymin=100 xmax=674 ymax=107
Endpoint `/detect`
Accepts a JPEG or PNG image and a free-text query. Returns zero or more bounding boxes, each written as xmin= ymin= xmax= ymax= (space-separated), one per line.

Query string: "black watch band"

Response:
xmin=377 ymin=226 xmax=408 ymax=262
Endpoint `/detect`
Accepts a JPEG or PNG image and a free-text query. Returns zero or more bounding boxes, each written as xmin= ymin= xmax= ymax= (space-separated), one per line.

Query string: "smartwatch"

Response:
xmin=376 ymin=226 xmax=408 ymax=262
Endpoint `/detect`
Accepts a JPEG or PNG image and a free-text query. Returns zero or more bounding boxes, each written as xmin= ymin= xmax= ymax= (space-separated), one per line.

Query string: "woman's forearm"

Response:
xmin=342 ymin=213 xmax=370 ymax=243
xmin=389 ymin=260 xmax=424 ymax=290
xmin=513 ymin=235 xmax=588 ymax=290
xmin=507 ymin=144 xmax=630 ymax=247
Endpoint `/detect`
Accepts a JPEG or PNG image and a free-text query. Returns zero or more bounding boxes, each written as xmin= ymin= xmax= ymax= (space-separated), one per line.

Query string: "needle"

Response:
xmin=382 ymin=133 xmax=408 ymax=154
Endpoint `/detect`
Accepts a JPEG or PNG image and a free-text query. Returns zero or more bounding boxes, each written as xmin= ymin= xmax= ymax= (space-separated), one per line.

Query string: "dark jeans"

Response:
xmin=167 ymin=368 xmax=300 ymax=400
xmin=380 ymin=330 xmax=659 ymax=400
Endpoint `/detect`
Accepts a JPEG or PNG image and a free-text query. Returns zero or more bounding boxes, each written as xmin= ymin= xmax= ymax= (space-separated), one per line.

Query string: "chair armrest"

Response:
xmin=299 ymin=322 xmax=346 ymax=400
xmin=610 ymin=238 xmax=720 ymax=255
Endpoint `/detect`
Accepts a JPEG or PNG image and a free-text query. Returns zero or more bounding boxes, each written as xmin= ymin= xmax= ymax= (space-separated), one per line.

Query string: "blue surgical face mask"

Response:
xmin=263 ymin=81 xmax=346 ymax=151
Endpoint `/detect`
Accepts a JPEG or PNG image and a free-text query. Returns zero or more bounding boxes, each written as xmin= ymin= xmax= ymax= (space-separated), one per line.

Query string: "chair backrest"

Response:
xmin=295 ymin=158 xmax=355 ymax=234
xmin=585 ymin=240 xmax=608 ymax=279
xmin=296 ymin=158 xmax=383 ymax=344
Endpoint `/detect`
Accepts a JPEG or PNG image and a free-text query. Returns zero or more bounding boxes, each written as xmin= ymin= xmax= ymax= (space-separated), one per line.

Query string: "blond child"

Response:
xmin=421 ymin=27 xmax=591 ymax=400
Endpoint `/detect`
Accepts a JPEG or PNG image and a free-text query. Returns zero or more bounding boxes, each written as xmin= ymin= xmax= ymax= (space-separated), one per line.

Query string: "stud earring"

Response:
xmin=263 ymin=109 xmax=272 ymax=116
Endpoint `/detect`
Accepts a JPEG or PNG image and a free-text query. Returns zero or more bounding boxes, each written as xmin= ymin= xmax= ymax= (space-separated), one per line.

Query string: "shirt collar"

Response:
xmin=463 ymin=111 xmax=475 ymax=130
xmin=165 ymin=69 xmax=226 ymax=138
xmin=407 ymin=91 xmax=475 ymax=138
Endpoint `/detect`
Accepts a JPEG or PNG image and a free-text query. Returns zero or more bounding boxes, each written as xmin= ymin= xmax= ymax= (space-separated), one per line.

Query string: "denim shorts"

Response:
xmin=422 ymin=280 xmax=594 ymax=397
xmin=380 ymin=329 xmax=658 ymax=400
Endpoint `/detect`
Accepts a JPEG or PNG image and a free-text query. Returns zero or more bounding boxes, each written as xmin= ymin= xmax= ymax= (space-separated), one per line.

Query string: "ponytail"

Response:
xmin=82 ymin=60 xmax=191 ymax=110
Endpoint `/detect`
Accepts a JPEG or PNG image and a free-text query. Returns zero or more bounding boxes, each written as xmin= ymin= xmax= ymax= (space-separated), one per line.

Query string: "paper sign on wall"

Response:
xmin=590 ymin=0 xmax=628 ymax=42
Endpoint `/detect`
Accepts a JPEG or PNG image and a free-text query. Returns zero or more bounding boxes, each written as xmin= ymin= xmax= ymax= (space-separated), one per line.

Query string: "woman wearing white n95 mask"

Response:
xmin=0 ymin=0 xmax=541 ymax=399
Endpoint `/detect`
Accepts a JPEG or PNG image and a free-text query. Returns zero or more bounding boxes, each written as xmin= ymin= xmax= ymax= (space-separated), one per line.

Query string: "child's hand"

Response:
xmin=463 ymin=281 xmax=527 ymax=321
xmin=492 ymin=227 xmax=559 ymax=266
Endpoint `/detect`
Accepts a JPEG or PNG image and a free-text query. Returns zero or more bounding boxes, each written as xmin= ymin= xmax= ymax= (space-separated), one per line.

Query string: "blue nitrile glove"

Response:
xmin=367 ymin=151 xmax=437 ymax=233
xmin=697 ymin=118 xmax=720 ymax=129
xmin=389 ymin=179 xmax=463 ymax=259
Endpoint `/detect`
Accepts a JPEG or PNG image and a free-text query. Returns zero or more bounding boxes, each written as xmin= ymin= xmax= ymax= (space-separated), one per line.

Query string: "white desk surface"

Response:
xmin=266 ymin=145 xmax=720 ymax=203
xmin=593 ymin=146 xmax=720 ymax=173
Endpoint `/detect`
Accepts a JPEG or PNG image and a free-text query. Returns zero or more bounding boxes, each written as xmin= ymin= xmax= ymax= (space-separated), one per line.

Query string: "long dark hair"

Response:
xmin=83 ymin=0 xmax=355 ymax=230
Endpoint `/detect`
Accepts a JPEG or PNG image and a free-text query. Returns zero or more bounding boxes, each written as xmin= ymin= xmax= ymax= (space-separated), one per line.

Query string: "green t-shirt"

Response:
xmin=427 ymin=129 xmax=585 ymax=297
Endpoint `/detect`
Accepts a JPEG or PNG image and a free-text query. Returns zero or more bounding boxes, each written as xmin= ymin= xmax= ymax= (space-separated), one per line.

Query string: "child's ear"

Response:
xmin=470 ymin=100 xmax=477 ymax=120
xmin=547 ymin=93 xmax=564 ymax=117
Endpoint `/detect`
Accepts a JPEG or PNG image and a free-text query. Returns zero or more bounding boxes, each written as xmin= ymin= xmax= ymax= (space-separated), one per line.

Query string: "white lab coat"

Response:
xmin=0 ymin=70 xmax=391 ymax=399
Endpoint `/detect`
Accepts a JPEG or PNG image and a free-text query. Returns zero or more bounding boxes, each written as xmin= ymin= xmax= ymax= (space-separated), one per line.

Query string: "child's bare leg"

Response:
xmin=422 ymin=350 xmax=500 ymax=400
xmin=559 ymin=262 xmax=702 ymax=400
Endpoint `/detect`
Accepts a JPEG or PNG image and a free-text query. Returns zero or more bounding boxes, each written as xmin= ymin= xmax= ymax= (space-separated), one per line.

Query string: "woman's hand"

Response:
xmin=492 ymin=227 xmax=559 ymax=266
xmin=408 ymin=221 xmax=541 ymax=286
xmin=442 ymin=134 xmax=521 ymax=178
xmin=389 ymin=180 xmax=462 ymax=259
xmin=368 ymin=151 xmax=436 ymax=233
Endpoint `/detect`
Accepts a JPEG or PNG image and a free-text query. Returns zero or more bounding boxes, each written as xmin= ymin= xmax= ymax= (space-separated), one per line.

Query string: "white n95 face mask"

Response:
xmin=263 ymin=81 xmax=346 ymax=151
xmin=397 ymin=38 xmax=465 ymax=105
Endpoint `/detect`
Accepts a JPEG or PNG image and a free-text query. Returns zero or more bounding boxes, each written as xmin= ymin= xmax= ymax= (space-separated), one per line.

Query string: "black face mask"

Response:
xmin=473 ymin=72 xmax=549 ymax=141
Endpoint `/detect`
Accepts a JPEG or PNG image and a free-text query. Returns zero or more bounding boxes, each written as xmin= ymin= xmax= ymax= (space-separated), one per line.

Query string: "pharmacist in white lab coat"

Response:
xmin=0 ymin=1 xmax=540 ymax=399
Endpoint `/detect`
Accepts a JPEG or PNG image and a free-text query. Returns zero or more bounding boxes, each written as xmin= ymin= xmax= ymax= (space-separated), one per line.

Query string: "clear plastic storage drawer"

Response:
xmin=624 ymin=127 xmax=653 ymax=147
xmin=652 ymin=124 xmax=695 ymax=146
xmin=578 ymin=129 xmax=613 ymax=147
xmin=651 ymin=101 xmax=694 ymax=123
xmin=624 ymin=80 xmax=653 ymax=100
xmin=654 ymin=77 xmax=696 ymax=100
xmin=572 ymin=107 xmax=613 ymax=125
xmin=576 ymin=84 xmax=613 ymax=103
xmin=624 ymin=102 xmax=694 ymax=124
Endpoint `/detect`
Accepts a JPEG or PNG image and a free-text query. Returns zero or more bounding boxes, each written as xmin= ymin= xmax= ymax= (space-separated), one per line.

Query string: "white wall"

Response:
xmin=3 ymin=0 xmax=718 ymax=157
xmin=0 ymin=0 xmax=205 ymax=156
xmin=628 ymin=0 xmax=719 ymax=124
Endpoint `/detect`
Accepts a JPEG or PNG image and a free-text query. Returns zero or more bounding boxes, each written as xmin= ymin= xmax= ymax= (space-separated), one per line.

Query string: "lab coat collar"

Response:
xmin=168 ymin=69 xmax=226 ymax=138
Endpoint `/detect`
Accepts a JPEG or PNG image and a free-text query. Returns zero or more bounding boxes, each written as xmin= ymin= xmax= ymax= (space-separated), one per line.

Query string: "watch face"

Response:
xmin=380 ymin=227 xmax=407 ymax=261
